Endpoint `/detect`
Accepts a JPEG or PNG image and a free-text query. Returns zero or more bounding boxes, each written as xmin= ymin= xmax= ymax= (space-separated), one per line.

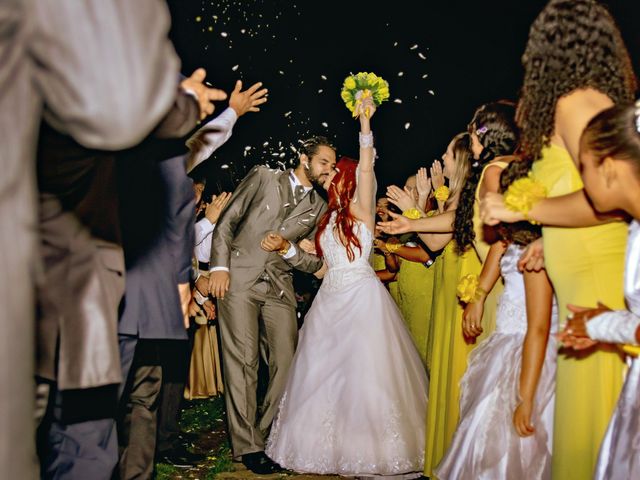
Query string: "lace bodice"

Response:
xmin=496 ymin=243 xmax=557 ymax=335
xmin=320 ymin=211 xmax=376 ymax=291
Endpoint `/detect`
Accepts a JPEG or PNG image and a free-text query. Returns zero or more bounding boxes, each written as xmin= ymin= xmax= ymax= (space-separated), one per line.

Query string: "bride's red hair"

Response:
xmin=315 ymin=157 xmax=362 ymax=262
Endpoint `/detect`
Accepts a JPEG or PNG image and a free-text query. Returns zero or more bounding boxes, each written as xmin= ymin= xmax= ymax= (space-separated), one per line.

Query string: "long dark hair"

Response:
xmin=453 ymin=101 xmax=519 ymax=252
xmin=315 ymin=157 xmax=362 ymax=262
xmin=517 ymin=0 xmax=637 ymax=162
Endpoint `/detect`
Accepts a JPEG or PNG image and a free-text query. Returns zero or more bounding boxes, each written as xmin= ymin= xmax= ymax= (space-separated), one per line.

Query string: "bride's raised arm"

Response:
xmin=353 ymin=96 xmax=376 ymax=230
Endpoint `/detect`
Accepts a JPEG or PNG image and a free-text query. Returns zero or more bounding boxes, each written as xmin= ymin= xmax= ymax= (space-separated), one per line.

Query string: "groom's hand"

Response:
xmin=260 ymin=233 xmax=289 ymax=253
xmin=208 ymin=270 xmax=230 ymax=299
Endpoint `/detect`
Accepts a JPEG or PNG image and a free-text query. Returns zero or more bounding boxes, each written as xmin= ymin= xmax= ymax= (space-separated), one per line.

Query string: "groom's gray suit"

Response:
xmin=210 ymin=165 xmax=325 ymax=458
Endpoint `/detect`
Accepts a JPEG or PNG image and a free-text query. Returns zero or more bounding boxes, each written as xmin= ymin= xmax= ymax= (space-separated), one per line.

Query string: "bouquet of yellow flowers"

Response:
xmin=341 ymin=72 xmax=390 ymax=118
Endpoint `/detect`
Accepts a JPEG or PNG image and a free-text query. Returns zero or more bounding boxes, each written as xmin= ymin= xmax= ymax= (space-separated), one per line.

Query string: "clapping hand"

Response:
xmin=386 ymin=185 xmax=417 ymax=212
xmin=557 ymin=302 xmax=610 ymax=350
xmin=430 ymin=160 xmax=445 ymax=191
xmin=180 ymin=68 xmax=228 ymax=120
xmin=205 ymin=192 xmax=231 ymax=224
xmin=416 ymin=167 xmax=432 ymax=199
xmin=229 ymin=80 xmax=268 ymax=117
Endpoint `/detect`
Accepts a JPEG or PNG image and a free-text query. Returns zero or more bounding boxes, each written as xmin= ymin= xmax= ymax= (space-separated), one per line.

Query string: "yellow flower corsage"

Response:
xmin=385 ymin=242 xmax=402 ymax=254
xmin=402 ymin=208 xmax=422 ymax=219
xmin=503 ymin=175 xmax=547 ymax=225
xmin=456 ymin=274 xmax=487 ymax=304
xmin=434 ymin=185 xmax=450 ymax=202
xmin=341 ymin=72 xmax=390 ymax=118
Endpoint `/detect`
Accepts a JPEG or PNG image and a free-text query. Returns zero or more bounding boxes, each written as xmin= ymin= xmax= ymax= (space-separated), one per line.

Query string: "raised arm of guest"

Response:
xmin=187 ymin=80 xmax=268 ymax=172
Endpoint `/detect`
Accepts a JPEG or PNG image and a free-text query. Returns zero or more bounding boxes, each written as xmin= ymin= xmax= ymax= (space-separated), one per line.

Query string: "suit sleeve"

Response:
xmin=31 ymin=0 xmax=180 ymax=150
xmin=210 ymin=166 xmax=264 ymax=269
xmin=157 ymin=155 xmax=195 ymax=284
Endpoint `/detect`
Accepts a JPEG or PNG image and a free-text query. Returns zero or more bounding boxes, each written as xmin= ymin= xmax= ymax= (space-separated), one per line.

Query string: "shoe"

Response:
xmin=157 ymin=445 xmax=205 ymax=468
xmin=241 ymin=451 xmax=283 ymax=475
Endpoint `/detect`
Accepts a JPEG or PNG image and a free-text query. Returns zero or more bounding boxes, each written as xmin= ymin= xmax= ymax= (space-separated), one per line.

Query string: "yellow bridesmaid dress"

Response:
xmin=397 ymin=252 xmax=438 ymax=366
xmin=423 ymin=241 xmax=481 ymax=477
xmin=533 ymin=143 xmax=626 ymax=480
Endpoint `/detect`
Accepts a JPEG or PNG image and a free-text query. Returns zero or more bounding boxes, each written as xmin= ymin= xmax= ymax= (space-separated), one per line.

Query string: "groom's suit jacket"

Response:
xmin=211 ymin=166 xmax=326 ymax=306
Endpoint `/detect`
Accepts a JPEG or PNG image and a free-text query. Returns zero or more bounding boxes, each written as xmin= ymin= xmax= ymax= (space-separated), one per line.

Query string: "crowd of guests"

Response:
xmin=3 ymin=0 xmax=640 ymax=479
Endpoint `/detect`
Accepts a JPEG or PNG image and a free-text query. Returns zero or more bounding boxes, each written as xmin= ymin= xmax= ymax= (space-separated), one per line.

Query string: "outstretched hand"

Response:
xmin=205 ymin=192 xmax=232 ymax=224
xmin=416 ymin=167 xmax=432 ymax=199
xmin=377 ymin=211 xmax=414 ymax=235
xmin=181 ymin=68 xmax=228 ymax=120
xmin=229 ymin=80 xmax=268 ymax=117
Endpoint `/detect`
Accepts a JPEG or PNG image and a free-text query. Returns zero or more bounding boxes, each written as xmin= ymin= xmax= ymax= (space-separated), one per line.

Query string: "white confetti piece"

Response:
xmin=232 ymin=64 xmax=239 ymax=71
xmin=278 ymin=70 xmax=284 ymax=75
xmin=410 ymin=44 xmax=418 ymax=50
xmin=266 ymin=204 xmax=270 ymax=210
xmin=263 ymin=141 xmax=269 ymax=147
xmin=393 ymin=41 xmax=398 ymax=46
xmin=284 ymin=111 xmax=292 ymax=117
xmin=221 ymin=164 xmax=230 ymax=169
xmin=394 ymin=98 xmax=402 ymax=104
xmin=321 ymin=75 xmax=327 ymax=80
xmin=318 ymin=89 xmax=323 ymax=93
xmin=220 ymin=32 xmax=228 ymax=37
xmin=418 ymin=52 xmax=426 ymax=60
xmin=244 ymin=146 xmax=252 ymax=151
xmin=428 ymin=90 xmax=435 ymax=95
xmin=422 ymin=74 xmax=429 ymax=79
xmin=321 ymin=122 xmax=328 ymax=128
xmin=404 ymin=123 xmax=411 ymax=130
xmin=398 ymin=71 xmax=404 ymax=77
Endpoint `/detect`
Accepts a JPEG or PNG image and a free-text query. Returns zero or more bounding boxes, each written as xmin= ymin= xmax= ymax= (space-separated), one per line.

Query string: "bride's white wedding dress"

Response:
xmin=266 ymin=210 xmax=428 ymax=478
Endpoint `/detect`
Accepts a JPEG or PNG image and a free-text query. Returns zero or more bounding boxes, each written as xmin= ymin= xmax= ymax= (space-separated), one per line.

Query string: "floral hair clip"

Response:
xmin=476 ymin=126 xmax=488 ymax=136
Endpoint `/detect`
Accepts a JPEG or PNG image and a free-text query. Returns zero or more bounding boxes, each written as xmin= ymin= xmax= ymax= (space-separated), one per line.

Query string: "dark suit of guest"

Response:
xmin=116 ymin=140 xmax=195 ymax=479
xmin=0 ymin=1 xmax=181 ymax=477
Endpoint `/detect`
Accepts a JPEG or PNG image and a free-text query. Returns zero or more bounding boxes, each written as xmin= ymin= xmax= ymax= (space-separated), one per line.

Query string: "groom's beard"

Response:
xmin=304 ymin=165 xmax=328 ymax=190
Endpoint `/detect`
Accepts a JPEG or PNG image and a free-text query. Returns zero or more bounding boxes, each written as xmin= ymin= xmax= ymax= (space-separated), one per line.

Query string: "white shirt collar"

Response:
xmin=289 ymin=171 xmax=312 ymax=194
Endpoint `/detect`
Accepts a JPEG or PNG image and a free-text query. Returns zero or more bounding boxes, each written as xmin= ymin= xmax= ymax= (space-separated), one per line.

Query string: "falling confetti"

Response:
xmin=221 ymin=164 xmax=230 ymax=169
xmin=220 ymin=32 xmax=228 ymax=37
xmin=394 ymin=98 xmax=403 ymax=104
xmin=405 ymin=123 xmax=411 ymax=130
xmin=418 ymin=52 xmax=426 ymax=60
xmin=428 ymin=90 xmax=435 ymax=95
xmin=284 ymin=111 xmax=292 ymax=117
xmin=321 ymin=122 xmax=328 ymax=128
xmin=422 ymin=74 xmax=429 ymax=79
xmin=321 ymin=75 xmax=327 ymax=80
xmin=398 ymin=71 xmax=404 ymax=77
xmin=410 ymin=44 xmax=418 ymax=50
xmin=232 ymin=64 xmax=239 ymax=71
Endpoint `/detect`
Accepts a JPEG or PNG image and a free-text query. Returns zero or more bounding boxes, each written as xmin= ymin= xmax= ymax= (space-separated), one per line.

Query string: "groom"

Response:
xmin=208 ymin=136 xmax=336 ymax=473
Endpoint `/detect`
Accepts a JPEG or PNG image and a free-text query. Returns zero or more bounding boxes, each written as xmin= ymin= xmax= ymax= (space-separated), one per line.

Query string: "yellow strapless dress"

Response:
xmin=423 ymin=241 xmax=480 ymax=476
xmin=533 ymin=143 xmax=626 ymax=480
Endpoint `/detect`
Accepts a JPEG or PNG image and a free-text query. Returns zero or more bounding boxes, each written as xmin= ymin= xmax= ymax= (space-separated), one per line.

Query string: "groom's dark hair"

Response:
xmin=297 ymin=136 xmax=335 ymax=165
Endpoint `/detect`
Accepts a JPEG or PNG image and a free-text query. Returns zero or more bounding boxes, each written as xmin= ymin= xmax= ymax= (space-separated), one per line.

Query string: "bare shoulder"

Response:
xmin=556 ymin=88 xmax=614 ymax=128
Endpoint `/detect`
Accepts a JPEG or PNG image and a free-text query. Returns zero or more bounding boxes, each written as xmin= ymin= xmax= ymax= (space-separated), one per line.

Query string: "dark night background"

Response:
xmin=166 ymin=0 xmax=640 ymax=195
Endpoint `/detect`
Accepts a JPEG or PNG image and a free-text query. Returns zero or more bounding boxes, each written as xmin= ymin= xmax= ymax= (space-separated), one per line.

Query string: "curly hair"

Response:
xmin=315 ymin=157 xmax=362 ymax=262
xmin=497 ymin=160 xmax=542 ymax=246
xmin=517 ymin=0 xmax=637 ymax=161
xmin=453 ymin=101 xmax=519 ymax=252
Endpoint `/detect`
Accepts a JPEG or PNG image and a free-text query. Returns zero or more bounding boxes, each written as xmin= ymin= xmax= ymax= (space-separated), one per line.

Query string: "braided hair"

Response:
xmin=453 ymin=101 xmax=519 ymax=252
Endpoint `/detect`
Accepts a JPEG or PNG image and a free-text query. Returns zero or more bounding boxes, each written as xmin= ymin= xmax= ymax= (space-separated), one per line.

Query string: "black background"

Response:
xmin=166 ymin=0 xmax=640 ymax=194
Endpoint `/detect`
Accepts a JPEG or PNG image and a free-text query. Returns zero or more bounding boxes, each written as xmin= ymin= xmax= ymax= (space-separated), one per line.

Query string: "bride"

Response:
xmin=264 ymin=95 xmax=428 ymax=478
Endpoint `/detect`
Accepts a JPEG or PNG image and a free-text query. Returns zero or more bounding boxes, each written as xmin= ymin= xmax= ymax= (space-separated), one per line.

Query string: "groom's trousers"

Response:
xmin=218 ymin=276 xmax=298 ymax=458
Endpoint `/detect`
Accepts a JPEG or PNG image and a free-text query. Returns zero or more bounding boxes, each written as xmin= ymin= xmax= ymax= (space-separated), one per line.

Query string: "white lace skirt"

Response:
xmin=266 ymin=276 xmax=428 ymax=478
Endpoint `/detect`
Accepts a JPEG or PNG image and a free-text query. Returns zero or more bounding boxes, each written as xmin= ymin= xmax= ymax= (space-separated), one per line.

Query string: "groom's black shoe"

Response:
xmin=241 ymin=451 xmax=283 ymax=475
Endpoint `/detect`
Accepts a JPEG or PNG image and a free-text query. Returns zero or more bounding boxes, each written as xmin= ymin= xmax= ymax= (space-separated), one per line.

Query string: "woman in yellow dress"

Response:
xmin=480 ymin=2 xmax=636 ymax=477
xmin=383 ymin=106 xmax=519 ymax=476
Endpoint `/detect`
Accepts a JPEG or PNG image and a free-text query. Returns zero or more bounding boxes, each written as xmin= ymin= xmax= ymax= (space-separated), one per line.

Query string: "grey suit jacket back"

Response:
xmin=211 ymin=166 xmax=326 ymax=306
